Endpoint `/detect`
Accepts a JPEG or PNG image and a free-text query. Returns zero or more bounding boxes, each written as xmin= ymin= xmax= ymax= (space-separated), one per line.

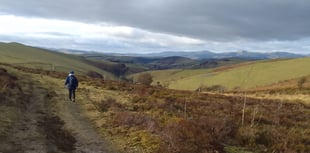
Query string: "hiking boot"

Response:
xmin=72 ymin=99 xmax=75 ymax=102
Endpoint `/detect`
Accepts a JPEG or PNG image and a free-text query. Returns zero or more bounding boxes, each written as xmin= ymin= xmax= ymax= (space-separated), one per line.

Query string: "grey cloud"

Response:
xmin=0 ymin=33 xmax=167 ymax=53
xmin=1 ymin=0 xmax=310 ymax=42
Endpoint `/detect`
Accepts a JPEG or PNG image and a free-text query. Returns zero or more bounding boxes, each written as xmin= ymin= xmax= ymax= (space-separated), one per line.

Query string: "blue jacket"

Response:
xmin=65 ymin=74 xmax=79 ymax=90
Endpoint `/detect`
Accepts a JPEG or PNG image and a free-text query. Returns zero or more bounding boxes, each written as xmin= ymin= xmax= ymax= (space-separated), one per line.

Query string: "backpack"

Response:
xmin=68 ymin=75 xmax=77 ymax=88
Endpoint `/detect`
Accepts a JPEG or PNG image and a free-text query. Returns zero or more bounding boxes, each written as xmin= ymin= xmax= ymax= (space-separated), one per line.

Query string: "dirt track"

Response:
xmin=0 ymin=67 xmax=118 ymax=153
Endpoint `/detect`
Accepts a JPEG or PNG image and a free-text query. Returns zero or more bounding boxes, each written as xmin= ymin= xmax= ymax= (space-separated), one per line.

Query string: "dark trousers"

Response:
xmin=68 ymin=88 xmax=76 ymax=101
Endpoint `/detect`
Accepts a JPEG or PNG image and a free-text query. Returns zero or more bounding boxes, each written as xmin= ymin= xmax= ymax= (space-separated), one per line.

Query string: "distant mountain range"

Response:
xmin=55 ymin=48 xmax=305 ymax=60
xmin=142 ymin=50 xmax=305 ymax=59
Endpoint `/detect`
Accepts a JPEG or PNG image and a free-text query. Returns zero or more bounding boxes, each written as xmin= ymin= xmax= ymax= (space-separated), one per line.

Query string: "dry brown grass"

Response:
xmin=1 ymin=63 xmax=310 ymax=153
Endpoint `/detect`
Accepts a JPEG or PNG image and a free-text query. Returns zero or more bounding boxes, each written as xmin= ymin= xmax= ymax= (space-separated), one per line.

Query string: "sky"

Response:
xmin=0 ymin=0 xmax=310 ymax=54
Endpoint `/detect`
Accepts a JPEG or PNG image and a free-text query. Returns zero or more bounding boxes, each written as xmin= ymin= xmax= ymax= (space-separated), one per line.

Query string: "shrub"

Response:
xmin=107 ymin=86 xmax=117 ymax=90
xmin=297 ymin=77 xmax=307 ymax=89
xmin=162 ymin=82 xmax=170 ymax=88
xmin=98 ymin=97 xmax=122 ymax=112
xmin=112 ymin=112 xmax=157 ymax=131
xmin=137 ymin=73 xmax=153 ymax=85
xmin=198 ymin=84 xmax=226 ymax=93
xmin=137 ymin=131 xmax=161 ymax=152
xmin=159 ymin=118 xmax=236 ymax=153
xmin=86 ymin=71 xmax=103 ymax=79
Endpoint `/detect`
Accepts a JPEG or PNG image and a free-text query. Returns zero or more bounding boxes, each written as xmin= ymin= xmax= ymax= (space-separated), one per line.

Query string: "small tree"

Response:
xmin=86 ymin=71 xmax=103 ymax=79
xmin=137 ymin=73 xmax=153 ymax=85
xmin=162 ymin=82 xmax=170 ymax=88
xmin=297 ymin=77 xmax=307 ymax=89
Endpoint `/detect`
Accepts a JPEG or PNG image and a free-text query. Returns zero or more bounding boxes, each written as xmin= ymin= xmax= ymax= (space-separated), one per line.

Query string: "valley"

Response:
xmin=0 ymin=62 xmax=309 ymax=153
xmin=1 ymin=0 xmax=310 ymax=152
xmin=0 ymin=42 xmax=309 ymax=153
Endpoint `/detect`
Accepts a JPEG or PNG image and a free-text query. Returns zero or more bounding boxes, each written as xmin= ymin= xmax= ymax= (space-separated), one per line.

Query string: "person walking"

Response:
xmin=64 ymin=71 xmax=79 ymax=102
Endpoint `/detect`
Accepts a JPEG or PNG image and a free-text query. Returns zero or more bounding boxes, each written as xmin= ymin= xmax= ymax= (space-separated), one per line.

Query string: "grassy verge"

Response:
xmin=139 ymin=57 xmax=310 ymax=91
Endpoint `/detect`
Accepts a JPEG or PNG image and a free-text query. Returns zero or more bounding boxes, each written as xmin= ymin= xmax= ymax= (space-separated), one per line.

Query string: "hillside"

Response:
xmin=98 ymin=50 xmax=305 ymax=59
xmin=76 ymin=50 xmax=305 ymax=60
xmin=1 ymin=63 xmax=309 ymax=153
xmin=0 ymin=42 xmax=116 ymax=79
xmin=135 ymin=57 xmax=310 ymax=91
xmin=149 ymin=56 xmax=197 ymax=69
xmin=83 ymin=52 xmax=252 ymax=71
xmin=0 ymin=65 xmax=119 ymax=153
xmin=0 ymin=42 xmax=251 ymax=80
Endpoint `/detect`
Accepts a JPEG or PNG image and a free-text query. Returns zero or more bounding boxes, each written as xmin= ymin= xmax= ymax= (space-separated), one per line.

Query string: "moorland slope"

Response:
xmin=134 ymin=57 xmax=310 ymax=90
xmin=0 ymin=42 xmax=116 ymax=79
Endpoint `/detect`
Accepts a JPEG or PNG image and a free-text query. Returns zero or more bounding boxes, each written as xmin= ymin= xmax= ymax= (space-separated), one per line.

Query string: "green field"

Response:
xmin=2 ymin=42 xmax=310 ymax=91
xmin=0 ymin=42 xmax=116 ymax=79
xmin=130 ymin=69 xmax=211 ymax=85
xmin=138 ymin=58 xmax=310 ymax=90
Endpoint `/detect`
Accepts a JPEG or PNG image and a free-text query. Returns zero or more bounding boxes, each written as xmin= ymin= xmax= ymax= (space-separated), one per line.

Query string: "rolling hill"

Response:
xmin=132 ymin=57 xmax=310 ymax=91
xmin=82 ymin=53 xmax=253 ymax=71
xmin=2 ymin=42 xmax=309 ymax=91
xmin=2 ymin=62 xmax=309 ymax=153
xmin=0 ymin=42 xmax=116 ymax=79
xmin=60 ymin=49 xmax=305 ymax=60
xmin=1 ymin=42 xmax=249 ymax=79
xmin=92 ymin=50 xmax=304 ymax=59
xmin=1 ymin=42 xmax=309 ymax=153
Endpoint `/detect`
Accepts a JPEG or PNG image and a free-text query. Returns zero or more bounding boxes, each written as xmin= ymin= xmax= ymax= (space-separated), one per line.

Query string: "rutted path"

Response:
xmin=46 ymin=79 xmax=116 ymax=153
xmin=0 ymin=81 xmax=49 ymax=152
xmin=0 ymin=67 xmax=118 ymax=153
xmin=0 ymin=72 xmax=75 ymax=153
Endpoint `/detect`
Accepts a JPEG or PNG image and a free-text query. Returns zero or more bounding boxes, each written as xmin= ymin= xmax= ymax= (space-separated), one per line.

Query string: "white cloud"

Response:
xmin=0 ymin=14 xmax=309 ymax=54
xmin=133 ymin=30 xmax=205 ymax=46
xmin=0 ymin=14 xmax=206 ymax=52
